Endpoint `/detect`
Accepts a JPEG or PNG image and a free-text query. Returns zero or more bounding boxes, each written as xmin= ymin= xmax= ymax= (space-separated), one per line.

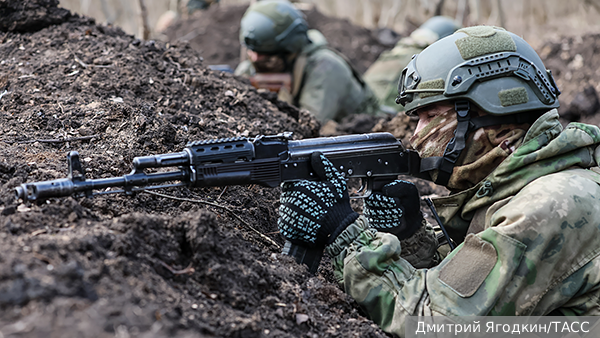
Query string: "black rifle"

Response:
xmin=15 ymin=132 xmax=422 ymax=273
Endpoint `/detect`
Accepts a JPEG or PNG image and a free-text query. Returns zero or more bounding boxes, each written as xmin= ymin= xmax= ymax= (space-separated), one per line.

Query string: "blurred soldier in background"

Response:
xmin=186 ymin=0 xmax=220 ymax=14
xmin=234 ymin=0 xmax=384 ymax=124
xmin=364 ymin=16 xmax=461 ymax=111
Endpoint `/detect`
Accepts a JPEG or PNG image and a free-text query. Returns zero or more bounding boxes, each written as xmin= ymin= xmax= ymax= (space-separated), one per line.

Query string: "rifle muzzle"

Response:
xmin=15 ymin=179 xmax=75 ymax=202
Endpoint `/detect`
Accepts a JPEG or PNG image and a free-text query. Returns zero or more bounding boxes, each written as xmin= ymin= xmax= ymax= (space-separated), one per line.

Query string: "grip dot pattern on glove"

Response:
xmin=363 ymin=180 xmax=423 ymax=240
xmin=278 ymin=153 xmax=358 ymax=246
xmin=364 ymin=193 xmax=404 ymax=229
xmin=279 ymin=181 xmax=337 ymax=244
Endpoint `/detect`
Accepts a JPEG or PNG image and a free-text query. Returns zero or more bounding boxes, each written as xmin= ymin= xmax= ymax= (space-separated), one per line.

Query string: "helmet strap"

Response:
xmin=436 ymin=100 xmax=471 ymax=186
xmin=419 ymin=101 xmax=543 ymax=186
xmin=281 ymin=52 xmax=292 ymax=72
xmin=418 ymin=101 xmax=471 ymax=186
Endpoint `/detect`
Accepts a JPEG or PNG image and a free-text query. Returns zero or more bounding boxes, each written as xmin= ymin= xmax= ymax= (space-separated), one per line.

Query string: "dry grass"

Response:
xmin=59 ymin=0 xmax=600 ymax=49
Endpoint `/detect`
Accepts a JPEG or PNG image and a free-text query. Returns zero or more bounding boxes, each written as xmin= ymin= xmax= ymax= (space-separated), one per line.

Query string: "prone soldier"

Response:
xmin=234 ymin=0 xmax=385 ymax=124
xmin=363 ymin=16 xmax=461 ymax=111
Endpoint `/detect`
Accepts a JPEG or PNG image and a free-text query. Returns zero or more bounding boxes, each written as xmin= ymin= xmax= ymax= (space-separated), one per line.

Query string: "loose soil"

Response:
xmin=0 ymin=1 xmax=385 ymax=337
xmin=163 ymin=4 xmax=398 ymax=74
xmin=1 ymin=1 xmax=600 ymax=338
xmin=539 ymin=33 xmax=600 ymax=125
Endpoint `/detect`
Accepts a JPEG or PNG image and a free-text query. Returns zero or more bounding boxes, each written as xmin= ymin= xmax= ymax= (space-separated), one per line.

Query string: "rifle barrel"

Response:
xmin=15 ymin=170 xmax=188 ymax=201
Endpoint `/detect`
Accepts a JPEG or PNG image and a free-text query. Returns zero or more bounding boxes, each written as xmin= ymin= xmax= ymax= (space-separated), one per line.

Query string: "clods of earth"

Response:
xmin=0 ymin=1 xmax=599 ymax=337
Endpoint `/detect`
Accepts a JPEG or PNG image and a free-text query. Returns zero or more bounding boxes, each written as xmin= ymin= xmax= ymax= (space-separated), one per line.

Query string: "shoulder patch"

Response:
xmin=438 ymin=233 xmax=497 ymax=297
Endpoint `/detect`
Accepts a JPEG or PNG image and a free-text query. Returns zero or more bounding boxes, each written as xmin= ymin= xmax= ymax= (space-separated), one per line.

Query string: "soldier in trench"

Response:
xmin=234 ymin=0 xmax=385 ymax=124
xmin=277 ymin=25 xmax=600 ymax=336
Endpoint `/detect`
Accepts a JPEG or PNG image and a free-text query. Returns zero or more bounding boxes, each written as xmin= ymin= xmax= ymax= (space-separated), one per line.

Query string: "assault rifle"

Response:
xmin=15 ymin=132 xmax=422 ymax=273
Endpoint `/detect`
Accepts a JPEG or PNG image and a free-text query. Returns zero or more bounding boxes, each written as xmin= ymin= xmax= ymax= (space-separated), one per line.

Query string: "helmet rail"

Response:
xmin=397 ymin=52 xmax=560 ymax=109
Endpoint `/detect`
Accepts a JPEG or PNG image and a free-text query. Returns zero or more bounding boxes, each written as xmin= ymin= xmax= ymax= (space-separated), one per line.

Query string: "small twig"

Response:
xmin=178 ymin=29 xmax=201 ymax=42
xmin=72 ymin=52 xmax=112 ymax=69
xmin=30 ymin=228 xmax=48 ymax=237
xmin=16 ymin=135 xmax=99 ymax=144
xmin=74 ymin=54 xmax=88 ymax=68
xmin=33 ymin=252 xmax=56 ymax=266
xmin=434 ymin=0 xmax=445 ymax=16
xmin=81 ymin=111 xmax=103 ymax=128
xmin=138 ymin=0 xmax=150 ymax=40
xmin=142 ymin=190 xmax=281 ymax=248
xmin=217 ymin=186 xmax=227 ymax=200
xmin=496 ymin=0 xmax=506 ymax=28
xmin=29 ymin=226 xmax=73 ymax=236
xmin=158 ymin=260 xmax=195 ymax=275
xmin=58 ymin=103 xmax=64 ymax=114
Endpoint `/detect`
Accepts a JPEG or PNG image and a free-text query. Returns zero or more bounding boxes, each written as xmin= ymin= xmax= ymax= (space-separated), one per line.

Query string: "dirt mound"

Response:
xmin=0 ymin=1 xmax=388 ymax=337
xmin=540 ymin=33 xmax=600 ymax=125
xmin=12 ymin=1 xmax=600 ymax=336
xmin=0 ymin=0 xmax=71 ymax=33
xmin=163 ymin=4 xmax=397 ymax=73
xmin=303 ymin=7 xmax=395 ymax=73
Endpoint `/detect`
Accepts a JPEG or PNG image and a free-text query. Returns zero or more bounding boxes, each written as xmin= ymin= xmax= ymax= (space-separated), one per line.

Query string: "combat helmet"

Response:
xmin=240 ymin=0 xmax=309 ymax=54
xmin=410 ymin=16 xmax=461 ymax=45
xmin=396 ymin=26 xmax=561 ymax=186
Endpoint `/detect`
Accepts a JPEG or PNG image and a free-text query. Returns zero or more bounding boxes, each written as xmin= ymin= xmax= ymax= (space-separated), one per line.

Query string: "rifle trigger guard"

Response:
xmin=352 ymin=178 xmax=373 ymax=199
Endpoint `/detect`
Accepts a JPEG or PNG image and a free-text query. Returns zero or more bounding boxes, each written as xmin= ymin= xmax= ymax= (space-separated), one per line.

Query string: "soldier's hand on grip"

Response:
xmin=364 ymin=180 xmax=423 ymax=240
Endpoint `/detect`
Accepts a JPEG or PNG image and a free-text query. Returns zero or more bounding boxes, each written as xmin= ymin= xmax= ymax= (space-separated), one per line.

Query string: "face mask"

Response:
xmin=251 ymin=53 xmax=286 ymax=73
xmin=446 ymin=124 xmax=527 ymax=190
xmin=409 ymin=107 xmax=457 ymax=159
xmin=409 ymin=107 xmax=528 ymax=190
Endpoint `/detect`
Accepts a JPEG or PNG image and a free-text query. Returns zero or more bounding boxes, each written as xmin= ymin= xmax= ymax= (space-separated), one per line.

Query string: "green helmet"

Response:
xmin=397 ymin=26 xmax=560 ymax=115
xmin=418 ymin=16 xmax=461 ymax=41
xmin=240 ymin=0 xmax=309 ymax=54
xmin=396 ymin=26 xmax=561 ymax=186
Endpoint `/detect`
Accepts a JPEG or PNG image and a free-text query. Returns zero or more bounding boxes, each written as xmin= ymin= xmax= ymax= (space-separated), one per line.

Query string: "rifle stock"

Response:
xmin=15 ymin=132 xmax=423 ymax=274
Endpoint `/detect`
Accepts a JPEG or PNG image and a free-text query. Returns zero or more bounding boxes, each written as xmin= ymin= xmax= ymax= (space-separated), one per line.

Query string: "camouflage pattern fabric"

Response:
xmin=325 ymin=109 xmax=600 ymax=336
xmin=235 ymin=30 xmax=382 ymax=123
xmin=409 ymin=107 xmax=530 ymax=191
xmin=363 ymin=37 xmax=428 ymax=111
xmin=398 ymin=220 xmax=439 ymax=269
xmin=408 ymin=105 xmax=457 ymax=159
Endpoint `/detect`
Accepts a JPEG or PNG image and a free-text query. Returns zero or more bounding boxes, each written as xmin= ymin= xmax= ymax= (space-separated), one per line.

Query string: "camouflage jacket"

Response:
xmin=325 ymin=109 xmax=600 ymax=336
xmin=235 ymin=30 xmax=381 ymax=123
xmin=363 ymin=37 xmax=427 ymax=111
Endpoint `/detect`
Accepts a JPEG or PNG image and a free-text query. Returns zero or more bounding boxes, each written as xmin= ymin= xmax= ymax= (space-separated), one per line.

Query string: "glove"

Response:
xmin=363 ymin=180 xmax=423 ymax=240
xmin=278 ymin=152 xmax=359 ymax=246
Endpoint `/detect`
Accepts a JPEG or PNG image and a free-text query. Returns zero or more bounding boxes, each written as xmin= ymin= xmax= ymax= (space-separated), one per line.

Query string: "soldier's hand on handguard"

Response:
xmin=278 ymin=152 xmax=359 ymax=247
